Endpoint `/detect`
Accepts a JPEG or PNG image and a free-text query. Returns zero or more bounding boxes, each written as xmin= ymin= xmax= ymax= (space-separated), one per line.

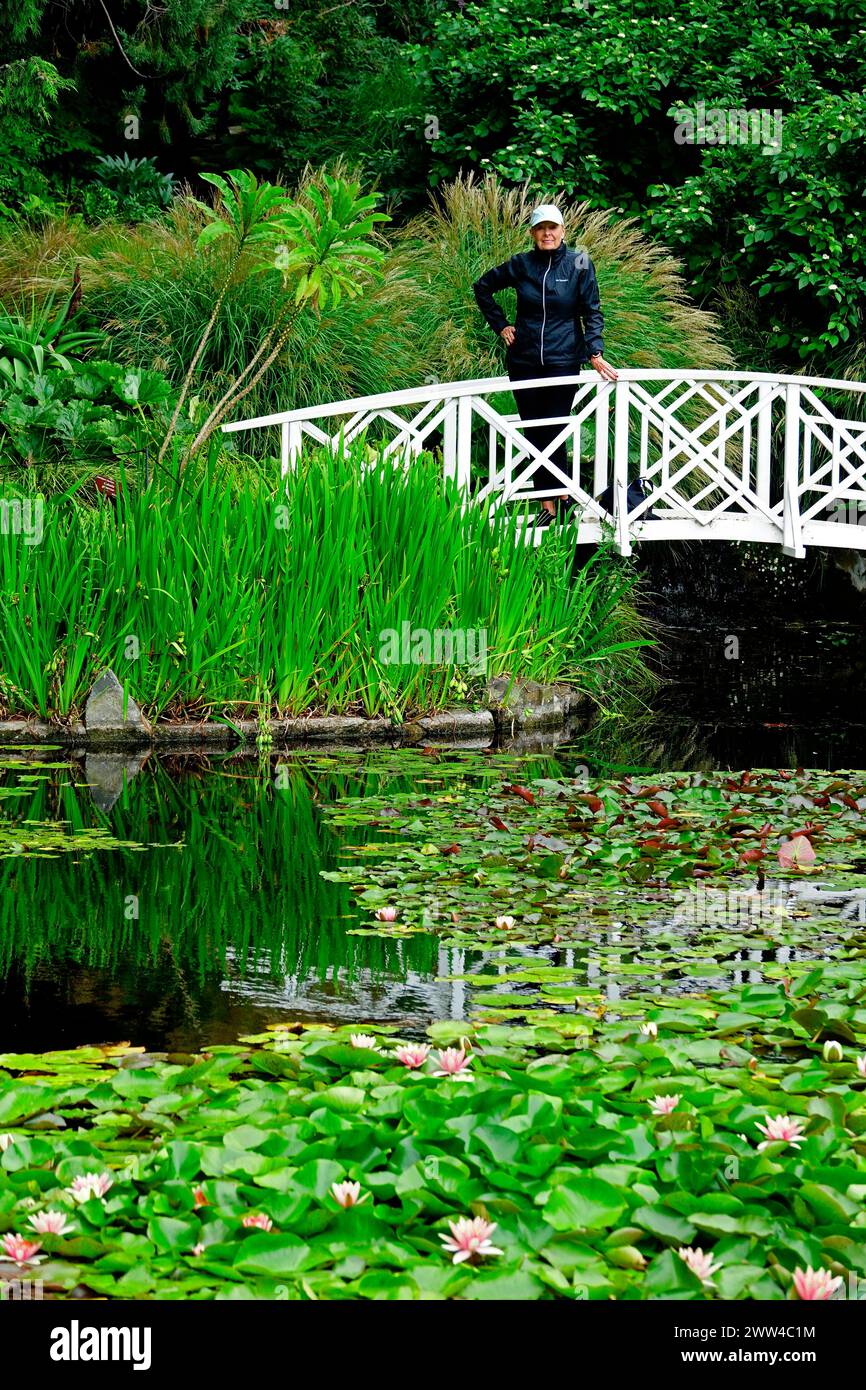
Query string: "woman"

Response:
xmin=472 ymin=204 xmax=618 ymax=525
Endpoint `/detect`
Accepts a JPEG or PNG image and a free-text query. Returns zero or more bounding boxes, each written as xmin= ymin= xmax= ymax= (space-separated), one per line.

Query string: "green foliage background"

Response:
xmin=2 ymin=0 xmax=863 ymax=373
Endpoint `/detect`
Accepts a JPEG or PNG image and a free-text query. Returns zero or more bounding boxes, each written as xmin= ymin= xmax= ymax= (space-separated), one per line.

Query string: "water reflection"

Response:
xmin=0 ymin=627 xmax=864 ymax=1054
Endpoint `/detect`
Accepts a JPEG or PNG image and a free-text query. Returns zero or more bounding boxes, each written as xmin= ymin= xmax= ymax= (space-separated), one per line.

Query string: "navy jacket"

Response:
xmin=472 ymin=241 xmax=604 ymax=369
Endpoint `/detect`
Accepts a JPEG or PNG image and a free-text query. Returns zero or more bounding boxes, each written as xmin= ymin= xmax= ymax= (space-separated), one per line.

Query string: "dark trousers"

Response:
xmin=508 ymin=360 xmax=580 ymax=496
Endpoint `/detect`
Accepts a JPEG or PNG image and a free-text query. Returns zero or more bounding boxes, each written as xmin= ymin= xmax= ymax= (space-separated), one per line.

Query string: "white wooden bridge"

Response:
xmin=223 ymin=370 xmax=866 ymax=557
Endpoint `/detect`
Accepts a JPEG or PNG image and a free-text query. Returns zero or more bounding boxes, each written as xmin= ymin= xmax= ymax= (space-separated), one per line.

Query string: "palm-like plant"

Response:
xmin=279 ymin=175 xmax=389 ymax=310
xmin=158 ymin=170 xmax=297 ymax=464
xmin=183 ymin=172 xmax=388 ymax=459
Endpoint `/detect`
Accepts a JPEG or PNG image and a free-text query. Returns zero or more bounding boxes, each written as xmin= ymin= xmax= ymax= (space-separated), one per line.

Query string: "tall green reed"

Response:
xmin=0 ymin=439 xmax=651 ymax=720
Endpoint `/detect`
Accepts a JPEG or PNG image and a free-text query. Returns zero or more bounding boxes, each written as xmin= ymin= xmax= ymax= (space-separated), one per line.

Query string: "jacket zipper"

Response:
xmin=540 ymin=254 xmax=552 ymax=366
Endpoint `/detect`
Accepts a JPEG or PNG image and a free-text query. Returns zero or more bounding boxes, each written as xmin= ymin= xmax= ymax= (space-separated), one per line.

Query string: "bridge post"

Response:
xmin=456 ymin=395 xmax=473 ymax=499
xmin=612 ymin=382 xmax=632 ymax=555
xmin=593 ymin=385 xmax=610 ymax=498
xmin=442 ymin=397 xmax=457 ymax=484
xmin=782 ymin=383 xmax=805 ymax=558
xmin=280 ymin=422 xmax=301 ymax=477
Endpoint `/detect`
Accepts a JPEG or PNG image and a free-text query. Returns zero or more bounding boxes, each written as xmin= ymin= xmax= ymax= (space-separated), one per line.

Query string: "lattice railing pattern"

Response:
xmin=223 ymin=371 xmax=866 ymax=556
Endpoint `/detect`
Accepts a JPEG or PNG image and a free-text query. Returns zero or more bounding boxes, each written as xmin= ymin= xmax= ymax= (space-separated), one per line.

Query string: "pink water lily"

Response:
xmin=242 ymin=1213 xmax=273 ymax=1231
xmin=439 ymin=1216 xmax=503 ymax=1265
xmin=1 ymin=1233 xmax=44 ymax=1267
xmin=191 ymin=1242 xmax=205 ymax=1257
xmin=793 ymin=1265 xmax=843 ymax=1301
xmin=394 ymin=1044 xmax=431 ymax=1069
xmin=193 ymin=1186 xmax=209 ymax=1209
xmin=350 ymin=1033 xmax=380 ymax=1051
xmin=432 ymin=1047 xmax=473 ymax=1080
xmin=375 ymin=907 xmax=398 ymax=922
xmin=67 ymin=1171 xmax=113 ymax=1202
xmin=778 ymin=835 xmax=816 ymax=868
xmin=331 ymin=1181 xmax=369 ymax=1209
xmin=856 ymin=1055 xmax=866 ymax=1078
xmin=756 ymin=1114 xmax=805 ymax=1150
xmin=28 ymin=1210 xmax=74 ymax=1236
xmin=648 ymin=1094 xmax=680 ymax=1115
xmin=678 ymin=1246 xmax=721 ymax=1285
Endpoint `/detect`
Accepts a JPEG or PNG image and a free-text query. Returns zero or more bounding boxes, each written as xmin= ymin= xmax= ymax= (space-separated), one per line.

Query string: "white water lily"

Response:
xmin=29 ymin=1210 xmax=75 ymax=1237
xmin=67 ymin=1172 xmax=113 ymax=1203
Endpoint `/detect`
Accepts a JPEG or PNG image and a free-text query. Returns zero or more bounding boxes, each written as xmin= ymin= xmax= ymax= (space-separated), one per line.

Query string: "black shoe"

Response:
xmin=557 ymin=496 xmax=578 ymax=521
xmin=532 ymin=508 xmax=556 ymax=528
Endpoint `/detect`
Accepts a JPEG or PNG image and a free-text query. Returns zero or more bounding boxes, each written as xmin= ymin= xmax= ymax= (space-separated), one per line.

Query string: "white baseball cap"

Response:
xmin=530 ymin=204 xmax=564 ymax=227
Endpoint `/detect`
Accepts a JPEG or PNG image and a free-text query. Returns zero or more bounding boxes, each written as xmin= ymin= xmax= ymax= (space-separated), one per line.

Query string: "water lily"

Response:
xmin=394 ymin=1044 xmax=430 ymax=1069
xmin=778 ymin=835 xmax=816 ymax=868
xmin=191 ymin=1242 xmax=205 ymax=1257
xmin=822 ymin=1040 xmax=843 ymax=1063
xmin=640 ymin=1021 xmax=658 ymax=1038
xmin=350 ymin=1033 xmax=380 ymax=1051
xmin=193 ymin=1186 xmax=209 ymax=1209
xmin=432 ymin=1046 xmax=473 ymax=1080
xmin=28 ymin=1210 xmax=74 ymax=1237
xmin=648 ymin=1094 xmax=679 ymax=1115
xmin=494 ymin=915 xmax=515 ymax=929
xmin=375 ymin=906 xmax=398 ymax=921
xmin=331 ymin=1181 xmax=369 ymax=1209
xmin=678 ymin=1246 xmax=721 ymax=1285
xmin=0 ymin=1133 xmax=14 ymax=1152
xmin=856 ymin=1055 xmax=866 ymax=1078
xmin=793 ymin=1266 xmax=843 ymax=1301
xmin=1 ymin=1233 xmax=44 ymax=1267
xmin=439 ymin=1216 xmax=503 ymax=1265
xmin=756 ymin=1114 xmax=805 ymax=1150
xmin=242 ymin=1213 xmax=273 ymax=1231
xmin=67 ymin=1171 xmax=113 ymax=1202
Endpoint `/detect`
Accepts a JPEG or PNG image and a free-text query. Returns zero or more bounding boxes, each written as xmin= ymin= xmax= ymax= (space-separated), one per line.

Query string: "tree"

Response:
xmin=410 ymin=0 xmax=866 ymax=367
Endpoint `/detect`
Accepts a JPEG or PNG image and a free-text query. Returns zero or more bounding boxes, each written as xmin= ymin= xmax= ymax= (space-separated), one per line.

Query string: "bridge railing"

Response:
xmin=222 ymin=370 xmax=866 ymax=557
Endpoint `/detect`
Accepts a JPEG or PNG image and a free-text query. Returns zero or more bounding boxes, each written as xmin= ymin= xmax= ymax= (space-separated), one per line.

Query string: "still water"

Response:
xmin=1 ymin=609 xmax=864 ymax=1054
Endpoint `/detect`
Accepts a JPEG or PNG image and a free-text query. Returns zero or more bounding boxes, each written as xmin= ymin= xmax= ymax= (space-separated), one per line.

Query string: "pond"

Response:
xmin=2 ymin=603 xmax=865 ymax=1057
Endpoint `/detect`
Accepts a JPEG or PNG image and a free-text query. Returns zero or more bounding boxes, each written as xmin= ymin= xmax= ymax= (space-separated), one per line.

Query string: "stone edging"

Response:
xmin=0 ymin=680 xmax=591 ymax=749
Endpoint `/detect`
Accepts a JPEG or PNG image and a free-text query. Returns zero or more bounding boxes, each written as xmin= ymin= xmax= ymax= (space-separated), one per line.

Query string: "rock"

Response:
xmin=485 ymin=675 xmax=589 ymax=728
xmin=486 ymin=674 xmax=517 ymax=708
xmin=408 ymin=710 xmax=495 ymax=743
xmin=84 ymin=669 xmax=151 ymax=747
xmin=84 ymin=751 xmax=149 ymax=812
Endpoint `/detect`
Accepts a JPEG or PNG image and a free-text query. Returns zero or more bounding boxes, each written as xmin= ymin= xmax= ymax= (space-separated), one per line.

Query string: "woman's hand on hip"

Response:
xmin=589 ymin=353 xmax=618 ymax=382
xmin=500 ymin=325 xmax=516 ymax=346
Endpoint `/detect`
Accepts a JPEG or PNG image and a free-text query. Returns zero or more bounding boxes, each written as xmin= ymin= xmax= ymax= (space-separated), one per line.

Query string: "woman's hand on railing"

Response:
xmin=500 ymin=325 xmax=516 ymax=346
xmin=590 ymin=353 xmax=618 ymax=382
